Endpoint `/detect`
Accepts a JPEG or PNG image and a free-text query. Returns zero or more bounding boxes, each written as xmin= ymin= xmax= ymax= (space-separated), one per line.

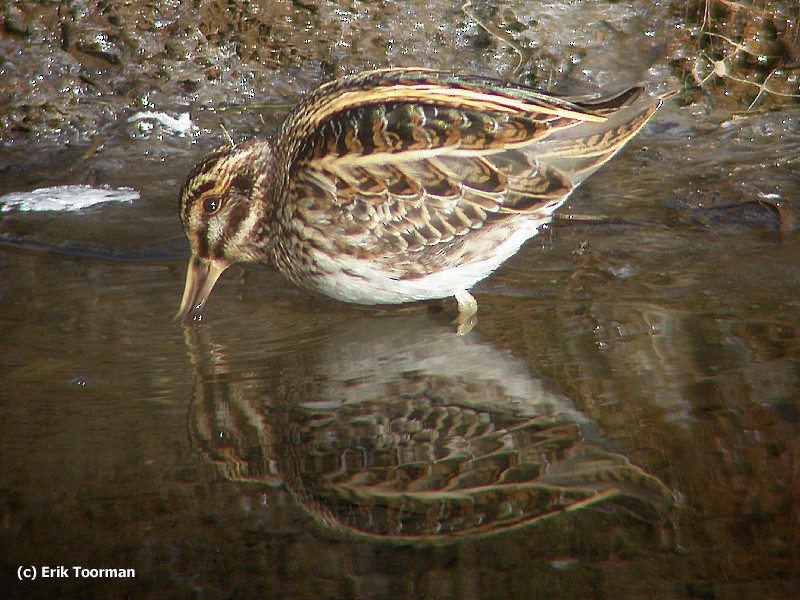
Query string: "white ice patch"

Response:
xmin=0 ymin=185 xmax=139 ymax=212
xmin=127 ymin=111 xmax=197 ymax=137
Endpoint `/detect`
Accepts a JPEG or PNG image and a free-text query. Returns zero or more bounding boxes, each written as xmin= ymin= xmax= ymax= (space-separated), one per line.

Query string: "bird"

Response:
xmin=176 ymin=67 xmax=667 ymax=330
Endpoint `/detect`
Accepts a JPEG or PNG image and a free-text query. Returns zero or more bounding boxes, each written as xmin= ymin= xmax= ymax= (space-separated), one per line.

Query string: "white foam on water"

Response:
xmin=127 ymin=111 xmax=197 ymax=136
xmin=0 ymin=185 xmax=140 ymax=212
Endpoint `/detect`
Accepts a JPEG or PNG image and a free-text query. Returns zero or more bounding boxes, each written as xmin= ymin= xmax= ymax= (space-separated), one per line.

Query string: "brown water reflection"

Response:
xmin=186 ymin=316 xmax=678 ymax=545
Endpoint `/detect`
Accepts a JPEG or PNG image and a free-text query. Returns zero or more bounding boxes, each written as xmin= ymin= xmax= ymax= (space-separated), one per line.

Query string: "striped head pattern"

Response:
xmin=179 ymin=140 xmax=273 ymax=265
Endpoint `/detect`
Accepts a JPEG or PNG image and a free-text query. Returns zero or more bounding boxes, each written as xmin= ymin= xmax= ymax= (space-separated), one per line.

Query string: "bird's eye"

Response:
xmin=202 ymin=196 xmax=221 ymax=215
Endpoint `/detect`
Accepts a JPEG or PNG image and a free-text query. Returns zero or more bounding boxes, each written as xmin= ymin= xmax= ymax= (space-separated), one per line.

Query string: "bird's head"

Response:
xmin=176 ymin=140 xmax=273 ymax=320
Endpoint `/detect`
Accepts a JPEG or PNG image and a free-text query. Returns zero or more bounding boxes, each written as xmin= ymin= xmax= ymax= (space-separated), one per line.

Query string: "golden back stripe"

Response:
xmin=288 ymin=84 xmax=608 ymax=138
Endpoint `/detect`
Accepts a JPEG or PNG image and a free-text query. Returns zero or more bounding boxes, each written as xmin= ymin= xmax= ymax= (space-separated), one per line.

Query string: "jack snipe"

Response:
xmin=177 ymin=68 xmax=667 ymax=329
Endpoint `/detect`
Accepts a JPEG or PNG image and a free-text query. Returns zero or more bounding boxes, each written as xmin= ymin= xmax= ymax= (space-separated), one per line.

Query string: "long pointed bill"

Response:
xmin=175 ymin=255 xmax=228 ymax=321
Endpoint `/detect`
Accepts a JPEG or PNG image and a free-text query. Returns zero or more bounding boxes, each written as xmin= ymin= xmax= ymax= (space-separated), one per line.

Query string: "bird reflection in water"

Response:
xmin=184 ymin=316 xmax=678 ymax=544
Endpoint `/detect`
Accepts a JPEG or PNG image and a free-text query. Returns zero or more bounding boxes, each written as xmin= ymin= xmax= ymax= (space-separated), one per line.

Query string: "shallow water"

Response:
xmin=2 ymin=97 xmax=799 ymax=597
xmin=2 ymin=0 xmax=800 ymax=596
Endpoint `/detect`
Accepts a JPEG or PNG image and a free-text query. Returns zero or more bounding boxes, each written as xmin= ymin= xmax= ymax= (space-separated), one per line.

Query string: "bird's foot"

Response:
xmin=453 ymin=290 xmax=478 ymax=335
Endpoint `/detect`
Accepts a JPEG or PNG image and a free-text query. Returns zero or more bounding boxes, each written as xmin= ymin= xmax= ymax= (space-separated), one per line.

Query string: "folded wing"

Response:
xmin=277 ymin=70 xmax=661 ymax=265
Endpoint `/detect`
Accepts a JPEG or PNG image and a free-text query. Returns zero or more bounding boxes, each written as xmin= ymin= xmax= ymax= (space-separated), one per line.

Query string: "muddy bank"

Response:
xmin=1 ymin=1 xmax=796 ymax=148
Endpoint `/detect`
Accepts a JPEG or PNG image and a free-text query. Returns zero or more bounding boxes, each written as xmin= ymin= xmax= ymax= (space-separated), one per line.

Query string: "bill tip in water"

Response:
xmin=175 ymin=255 xmax=227 ymax=323
xmin=174 ymin=302 xmax=205 ymax=323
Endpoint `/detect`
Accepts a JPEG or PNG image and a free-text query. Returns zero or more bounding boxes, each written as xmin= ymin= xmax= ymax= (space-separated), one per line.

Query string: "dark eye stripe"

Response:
xmin=181 ymin=180 xmax=218 ymax=224
xmin=179 ymin=145 xmax=232 ymax=218
xmin=196 ymin=224 xmax=210 ymax=259
xmin=224 ymin=203 xmax=249 ymax=239
xmin=191 ymin=180 xmax=217 ymax=199
xmin=230 ymin=174 xmax=253 ymax=194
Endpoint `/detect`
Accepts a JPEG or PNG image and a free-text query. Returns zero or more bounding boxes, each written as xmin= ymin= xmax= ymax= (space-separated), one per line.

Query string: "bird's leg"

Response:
xmin=453 ymin=290 xmax=478 ymax=335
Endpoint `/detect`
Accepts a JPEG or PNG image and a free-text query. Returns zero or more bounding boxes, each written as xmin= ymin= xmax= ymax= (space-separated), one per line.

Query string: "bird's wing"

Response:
xmin=277 ymin=70 xmax=660 ymax=257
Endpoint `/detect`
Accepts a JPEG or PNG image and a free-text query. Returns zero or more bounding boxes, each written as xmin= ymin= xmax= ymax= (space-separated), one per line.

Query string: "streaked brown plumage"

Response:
xmin=177 ymin=68 xmax=667 ymax=329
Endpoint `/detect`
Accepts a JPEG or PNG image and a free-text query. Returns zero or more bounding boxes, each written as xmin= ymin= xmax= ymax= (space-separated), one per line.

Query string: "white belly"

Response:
xmin=310 ymin=216 xmax=547 ymax=305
